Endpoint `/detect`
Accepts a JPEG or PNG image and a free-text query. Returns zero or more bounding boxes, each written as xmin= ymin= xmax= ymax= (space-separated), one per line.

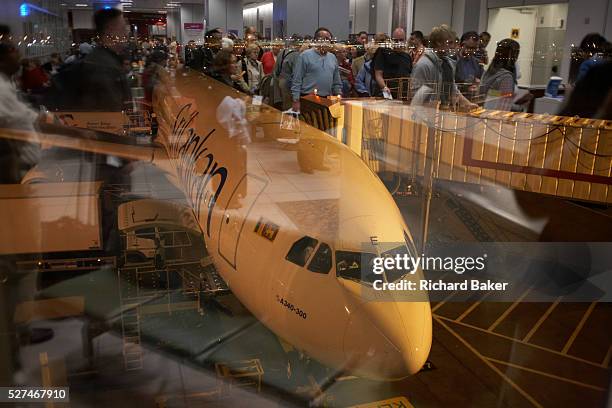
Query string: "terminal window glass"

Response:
xmin=286 ymin=236 xmax=318 ymax=267
xmin=307 ymin=243 xmax=332 ymax=274
xmin=336 ymin=251 xmax=377 ymax=284
xmin=404 ymin=230 xmax=417 ymax=256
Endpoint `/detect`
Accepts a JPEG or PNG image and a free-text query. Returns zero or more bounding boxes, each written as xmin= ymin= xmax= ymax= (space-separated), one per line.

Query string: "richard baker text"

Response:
xmin=373 ymin=279 xmax=509 ymax=291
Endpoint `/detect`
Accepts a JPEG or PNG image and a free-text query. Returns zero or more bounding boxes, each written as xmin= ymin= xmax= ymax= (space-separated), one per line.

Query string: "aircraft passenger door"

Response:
xmin=218 ymin=174 xmax=267 ymax=269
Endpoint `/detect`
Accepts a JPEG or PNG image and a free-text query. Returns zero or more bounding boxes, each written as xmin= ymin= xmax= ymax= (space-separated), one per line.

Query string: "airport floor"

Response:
xmin=387 ymin=183 xmax=612 ymax=408
xmin=11 ymin=165 xmax=612 ymax=408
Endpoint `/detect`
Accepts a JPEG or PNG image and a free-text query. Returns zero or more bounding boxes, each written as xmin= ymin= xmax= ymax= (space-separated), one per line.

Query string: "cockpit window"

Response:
xmin=336 ymin=251 xmax=377 ymax=284
xmin=286 ymin=236 xmax=318 ymax=267
xmin=307 ymin=243 xmax=332 ymax=274
xmin=381 ymin=245 xmax=412 ymax=282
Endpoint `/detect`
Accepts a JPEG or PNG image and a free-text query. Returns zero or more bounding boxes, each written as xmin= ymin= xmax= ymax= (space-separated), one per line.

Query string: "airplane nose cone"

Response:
xmin=343 ymin=301 xmax=432 ymax=380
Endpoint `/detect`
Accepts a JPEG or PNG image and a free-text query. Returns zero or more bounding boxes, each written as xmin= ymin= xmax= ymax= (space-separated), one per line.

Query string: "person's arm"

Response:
xmin=477 ymin=61 xmax=484 ymax=79
xmin=235 ymin=77 xmax=251 ymax=94
xmin=411 ymin=62 xmax=426 ymax=90
xmin=374 ymin=69 xmax=387 ymax=94
xmin=351 ymin=58 xmax=360 ymax=77
xmin=291 ymin=53 xmax=305 ymax=111
xmin=241 ymin=58 xmax=248 ymax=83
xmin=371 ymin=49 xmax=388 ymax=95
xmin=332 ymin=63 xmax=342 ymax=96
xmin=454 ymin=87 xmax=478 ymax=111
xmin=481 ymin=49 xmax=489 ymax=65
xmin=354 ymin=65 xmax=369 ymax=96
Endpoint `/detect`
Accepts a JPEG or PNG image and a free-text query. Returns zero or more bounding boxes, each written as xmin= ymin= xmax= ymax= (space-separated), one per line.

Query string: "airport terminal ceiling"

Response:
xmin=0 ymin=0 xmax=611 ymax=407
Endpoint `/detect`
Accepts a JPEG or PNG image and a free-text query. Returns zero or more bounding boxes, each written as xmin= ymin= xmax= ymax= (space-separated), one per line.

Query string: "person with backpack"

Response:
xmin=272 ymin=35 xmax=302 ymax=110
xmin=411 ymin=24 xmax=477 ymax=111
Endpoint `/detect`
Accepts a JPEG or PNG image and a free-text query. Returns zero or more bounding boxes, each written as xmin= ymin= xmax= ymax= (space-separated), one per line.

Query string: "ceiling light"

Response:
xmin=20 ymin=3 xmax=29 ymax=17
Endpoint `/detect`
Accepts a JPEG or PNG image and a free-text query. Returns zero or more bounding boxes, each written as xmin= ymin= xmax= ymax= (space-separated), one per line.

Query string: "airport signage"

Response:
xmin=184 ymin=23 xmax=204 ymax=30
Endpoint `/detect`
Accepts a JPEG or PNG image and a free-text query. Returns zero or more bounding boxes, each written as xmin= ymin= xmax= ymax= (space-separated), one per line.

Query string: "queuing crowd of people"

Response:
xmin=183 ymin=23 xmax=610 ymax=114
xmin=0 ymin=7 xmax=611 ymax=188
xmin=1 ymin=8 xmax=611 ymax=121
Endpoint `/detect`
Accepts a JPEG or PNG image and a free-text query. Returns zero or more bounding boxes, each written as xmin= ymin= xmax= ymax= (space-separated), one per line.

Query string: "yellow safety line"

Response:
xmin=523 ymin=297 xmax=561 ymax=343
xmin=488 ymin=286 xmax=533 ymax=332
xmin=429 ymin=272 xmax=456 ymax=313
xmin=456 ymin=295 xmax=487 ymax=322
xmin=431 ymin=290 xmax=457 ymax=313
xmin=486 ymin=357 xmax=606 ymax=392
xmin=561 ymin=301 xmax=597 ymax=354
xmin=435 ymin=314 xmax=605 ymax=369
xmin=435 ymin=316 xmax=544 ymax=408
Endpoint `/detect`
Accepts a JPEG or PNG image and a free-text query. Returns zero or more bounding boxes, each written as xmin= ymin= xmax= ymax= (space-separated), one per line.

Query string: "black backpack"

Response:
xmin=274 ymin=48 xmax=295 ymax=77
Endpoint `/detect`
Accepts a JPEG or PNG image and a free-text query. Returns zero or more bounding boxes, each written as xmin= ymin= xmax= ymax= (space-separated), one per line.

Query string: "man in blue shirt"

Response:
xmin=455 ymin=31 xmax=484 ymax=101
xmin=291 ymin=27 xmax=342 ymax=112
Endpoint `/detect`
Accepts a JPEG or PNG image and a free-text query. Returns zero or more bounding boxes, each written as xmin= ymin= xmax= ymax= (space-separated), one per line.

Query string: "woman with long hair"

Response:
xmin=479 ymin=38 xmax=531 ymax=111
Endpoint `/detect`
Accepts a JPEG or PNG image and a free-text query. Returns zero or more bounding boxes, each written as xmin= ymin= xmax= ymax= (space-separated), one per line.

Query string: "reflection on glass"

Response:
xmin=336 ymin=251 xmax=377 ymax=284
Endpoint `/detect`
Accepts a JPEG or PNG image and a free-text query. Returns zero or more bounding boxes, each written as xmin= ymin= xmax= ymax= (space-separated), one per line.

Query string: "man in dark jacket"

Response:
xmin=202 ymin=28 xmax=223 ymax=74
xmin=42 ymin=9 xmax=132 ymax=186
xmin=80 ymin=8 xmax=131 ymax=110
xmin=46 ymin=8 xmax=131 ymax=111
